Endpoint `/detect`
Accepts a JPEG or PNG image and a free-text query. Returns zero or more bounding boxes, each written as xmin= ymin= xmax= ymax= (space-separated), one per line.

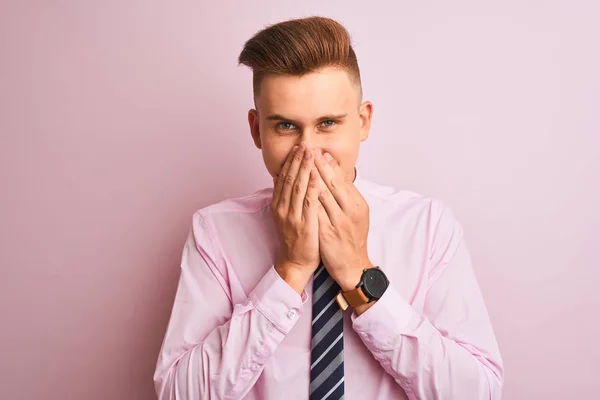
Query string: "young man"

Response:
xmin=154 ymin=16 xmax=503 ymax=400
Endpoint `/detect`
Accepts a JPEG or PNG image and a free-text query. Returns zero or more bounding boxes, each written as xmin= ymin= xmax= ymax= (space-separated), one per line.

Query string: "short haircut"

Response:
xmin=238 ymin=16 xmax=362 ymax=98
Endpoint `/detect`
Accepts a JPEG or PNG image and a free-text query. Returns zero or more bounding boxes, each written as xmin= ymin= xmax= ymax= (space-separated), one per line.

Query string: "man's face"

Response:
xmin=248 ymin=67 xmax=373 ymax=182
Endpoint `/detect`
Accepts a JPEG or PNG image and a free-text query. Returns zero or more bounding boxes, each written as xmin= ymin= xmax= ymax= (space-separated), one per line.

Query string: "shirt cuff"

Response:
xmin=351 ymin=285 xmax=417 ymax=350
xmin=249 ymin=266 xmax=307 ymax=335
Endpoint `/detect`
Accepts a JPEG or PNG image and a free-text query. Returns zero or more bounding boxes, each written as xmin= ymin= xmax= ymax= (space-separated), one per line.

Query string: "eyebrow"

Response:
xmin=265 ymin=113 xmax=348 ymax=123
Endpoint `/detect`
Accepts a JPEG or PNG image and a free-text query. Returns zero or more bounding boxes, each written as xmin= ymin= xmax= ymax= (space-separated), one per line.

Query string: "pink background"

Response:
xmin=1 ymin=1 xmax=598 ymax=399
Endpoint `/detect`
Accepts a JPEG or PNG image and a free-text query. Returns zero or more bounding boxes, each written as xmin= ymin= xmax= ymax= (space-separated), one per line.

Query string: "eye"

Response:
xmin=277 ymin=122 xmax=296 ymax=131
xmin=320 ymin=120 xmax=336 ymax=128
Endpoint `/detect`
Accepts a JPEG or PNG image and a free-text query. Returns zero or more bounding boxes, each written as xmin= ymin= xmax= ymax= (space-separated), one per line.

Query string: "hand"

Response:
xmin=271 ymin=144 xmax=321 ymax=294
xmin=314 ymin=152 xmax=374 ymax=293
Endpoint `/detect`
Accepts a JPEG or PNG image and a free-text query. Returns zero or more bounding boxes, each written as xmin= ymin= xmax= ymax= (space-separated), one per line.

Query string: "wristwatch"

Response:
xmin=335 ymin=267 xmax=389 ymax=311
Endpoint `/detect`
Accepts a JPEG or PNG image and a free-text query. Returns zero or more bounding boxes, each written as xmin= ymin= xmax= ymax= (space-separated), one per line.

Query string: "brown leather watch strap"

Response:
xmin=335 ymin=287 xmax=370 ymax=311
xmin=344 ymin=287 xmax=370 ymax=307
xmin=335 ymin=291 xmax=350 ymax=311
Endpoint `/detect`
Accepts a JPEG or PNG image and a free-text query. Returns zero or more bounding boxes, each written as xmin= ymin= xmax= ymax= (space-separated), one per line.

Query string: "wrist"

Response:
xmin=337 ymin=269 xmax=364 ymax=292
xmin=275 ymin=261 xmax=314 ymax=294
xmin=337 ymin=260 xmax=375 ymax=292
xmin=334 ymin=260 xmax=385 ymax=314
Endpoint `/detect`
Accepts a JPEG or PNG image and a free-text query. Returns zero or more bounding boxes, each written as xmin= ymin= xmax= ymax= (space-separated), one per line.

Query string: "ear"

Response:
xmin=358 ymin=101 xmax=373 ymax=142
xmin=248 ymin=109 xmax=262 ymax=149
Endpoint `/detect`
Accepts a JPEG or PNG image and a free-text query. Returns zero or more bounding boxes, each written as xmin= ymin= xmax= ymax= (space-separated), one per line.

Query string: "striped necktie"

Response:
xmin=309 ymin=262 xmax=345 ymax=399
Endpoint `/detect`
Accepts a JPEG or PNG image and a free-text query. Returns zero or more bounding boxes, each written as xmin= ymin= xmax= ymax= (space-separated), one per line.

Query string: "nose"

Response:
xmin=298 ymin=132 xmax=320 ymax=153
xmin=299 ymin=136 xmax=313 ymax=149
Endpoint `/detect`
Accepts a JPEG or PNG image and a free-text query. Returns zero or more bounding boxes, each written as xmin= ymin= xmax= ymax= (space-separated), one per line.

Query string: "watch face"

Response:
xmin=363 ymin=268 xmax=389 ymax=299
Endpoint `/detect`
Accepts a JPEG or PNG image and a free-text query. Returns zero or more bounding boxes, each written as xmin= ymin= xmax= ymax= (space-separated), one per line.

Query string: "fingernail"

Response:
xmin=292 ymin=145 xmax=299 ymax=152
xmin=324 ymin=153 xmax=333 ymax=162
xmin=316 ymin=152 xmax=322 ymax=158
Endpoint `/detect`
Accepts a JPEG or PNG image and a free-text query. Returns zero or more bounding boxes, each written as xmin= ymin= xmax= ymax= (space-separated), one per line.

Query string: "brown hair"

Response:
xmin=238 ymin=16 xmax=362 ymax=98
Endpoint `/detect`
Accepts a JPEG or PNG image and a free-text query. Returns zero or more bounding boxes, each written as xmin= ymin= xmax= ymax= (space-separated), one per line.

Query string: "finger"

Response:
xmin=272 ymin=145 xmax=298 ymax=209
xmin=315 ymin=168 xmax=343 ymax=225
xmin=302 ymin=167 xmax=320 ymax=223
xmin=314 ymin=151 xmax=352 ymax=211
xmin=317 ymin=199 xmax=332 ymax=234
xmin=324 ymin=151 xmax=344 ymax=173
xmin=323 ymin=151 xmax=364 ymax=206
xmin=327 ymin=153 xmax=363 ymax=199
xmin=326 ymin=152 xmax=358 ymax=194
xmin=290 ymin=149 xmax=314 ymax=218
xmin=279 ymin=144 xmax=306 ymax=213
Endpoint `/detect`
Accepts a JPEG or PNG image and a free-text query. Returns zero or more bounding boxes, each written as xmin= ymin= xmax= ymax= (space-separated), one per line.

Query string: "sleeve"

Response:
xmin=351 ymin=203 xmax=504 ymax=399
xmin=153 ymin=212 xmax=306 ymax=400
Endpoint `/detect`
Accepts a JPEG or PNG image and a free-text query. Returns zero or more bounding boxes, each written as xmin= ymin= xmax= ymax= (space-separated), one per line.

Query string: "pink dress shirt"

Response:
xmin=153 ymin=171 xmax=504 ymax=399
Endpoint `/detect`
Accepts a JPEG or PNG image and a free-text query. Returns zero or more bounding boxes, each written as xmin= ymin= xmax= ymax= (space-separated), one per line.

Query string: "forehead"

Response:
xmin=256 ymin=67 xmax=359 ymax=117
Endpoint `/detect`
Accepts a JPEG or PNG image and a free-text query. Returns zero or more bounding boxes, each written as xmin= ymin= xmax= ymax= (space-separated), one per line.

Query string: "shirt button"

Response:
xmin=287 ymin=310 xmax=297 ymax=320
xmin=250 ymin=364 xmax=259 ymax=372
xmin=360 ymin=332 xmax=369 ymax=338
